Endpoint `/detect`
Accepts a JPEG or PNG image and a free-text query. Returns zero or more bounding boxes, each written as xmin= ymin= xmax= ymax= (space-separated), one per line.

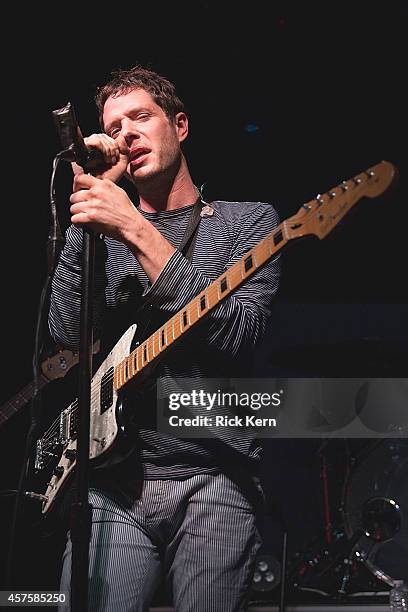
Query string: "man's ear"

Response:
xmin=175 ymin=112 xmax=189 ymax=143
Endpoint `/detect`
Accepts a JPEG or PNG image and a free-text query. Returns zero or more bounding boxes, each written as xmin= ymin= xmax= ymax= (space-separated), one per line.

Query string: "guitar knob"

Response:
xmin=64 ymin=449 xmax=77 ymax=461
xmin=53 ymin=466 xmax=64 ymax=477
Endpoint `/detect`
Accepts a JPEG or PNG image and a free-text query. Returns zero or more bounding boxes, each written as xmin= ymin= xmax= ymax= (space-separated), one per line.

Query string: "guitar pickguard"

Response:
xmin=39 ymin=324 xmax=137 ymax=515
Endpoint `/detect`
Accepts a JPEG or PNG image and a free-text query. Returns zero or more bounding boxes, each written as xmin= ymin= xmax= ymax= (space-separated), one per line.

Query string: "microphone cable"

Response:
xmin=5 ymin=154 xmax=65 ymax=588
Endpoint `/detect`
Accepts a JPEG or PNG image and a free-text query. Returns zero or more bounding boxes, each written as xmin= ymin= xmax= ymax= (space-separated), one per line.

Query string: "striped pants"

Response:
xmin=60 ymin=473 xmax=262 ymax=611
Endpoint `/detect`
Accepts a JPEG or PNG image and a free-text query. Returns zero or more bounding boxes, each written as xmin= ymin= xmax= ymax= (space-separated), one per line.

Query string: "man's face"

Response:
xmin=103 ymin=88 xmax=187 ymax=184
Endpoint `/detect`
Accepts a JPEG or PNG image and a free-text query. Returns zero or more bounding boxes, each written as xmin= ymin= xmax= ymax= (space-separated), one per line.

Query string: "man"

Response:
xmin=50 ymin=65 xmax=280 ymax=611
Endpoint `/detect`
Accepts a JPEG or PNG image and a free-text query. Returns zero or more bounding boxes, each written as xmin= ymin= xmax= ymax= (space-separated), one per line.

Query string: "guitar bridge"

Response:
xmin=34 ymin=438 xmax=44 ymax=471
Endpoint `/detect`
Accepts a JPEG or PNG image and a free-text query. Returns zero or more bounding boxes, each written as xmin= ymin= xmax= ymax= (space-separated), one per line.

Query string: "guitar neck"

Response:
xmin=114 ymin=160 xmax=397 ymax=392
xmin=114 ymin=222 xmax=287 ymax=391
xmin=0 ymin=374 xmax=49 ymax=427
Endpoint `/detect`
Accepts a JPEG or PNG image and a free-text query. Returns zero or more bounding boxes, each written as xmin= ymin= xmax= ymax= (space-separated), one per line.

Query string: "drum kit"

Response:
xmin=250 ymin=376 xmax=407 ymax=605
xmin=342 ymin=438 xmax=407 ymax=585
xmin=290 ymin=436 xmax=408 ymax=599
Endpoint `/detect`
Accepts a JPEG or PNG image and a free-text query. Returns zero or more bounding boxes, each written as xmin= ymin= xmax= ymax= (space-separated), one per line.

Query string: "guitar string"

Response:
xmin=39 ymin=383 xmax=112 ymax=447
xmin=39 ymin=374 xmax=114 ymax=443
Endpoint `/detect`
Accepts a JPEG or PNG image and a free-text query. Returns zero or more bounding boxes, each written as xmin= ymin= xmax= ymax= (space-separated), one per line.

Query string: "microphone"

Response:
xmin=52 ymin=101 xmax=105 ymax=172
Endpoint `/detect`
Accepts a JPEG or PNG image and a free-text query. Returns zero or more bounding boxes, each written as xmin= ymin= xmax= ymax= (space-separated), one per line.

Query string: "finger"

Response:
xmin=71 ymin=160 xmax=86 ymax=179
xmin=85 ymin=133 xmax=120 ymax=165
xmin=71 ymin=211 xmax=102 ymax=236
xmin=98 ymin=136 xmax=118 ymax=165
xmin=71 ymin=211 xmax=92 ymax=227
xmin=70 ymin=189 xmax=91 ymax=205
xmin=70 ymin=203 xmax=101 ymax=225
xmin=115 ymin=134 xmax=130 ymax=157
xmin=73 ymin=173 xmax=100 ymax=191
xmin=70 ymin=202 xmax=82 ymax=216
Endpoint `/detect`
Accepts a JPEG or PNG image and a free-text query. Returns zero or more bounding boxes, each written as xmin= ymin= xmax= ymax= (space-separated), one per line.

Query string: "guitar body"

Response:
xmin=40 ymin=324 xmax=137 ymax=515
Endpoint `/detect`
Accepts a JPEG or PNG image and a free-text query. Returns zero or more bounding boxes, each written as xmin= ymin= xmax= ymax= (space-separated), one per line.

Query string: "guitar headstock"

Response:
xmin=283 ymin=160 xmax=397 ymax=241
xmin=41 ymin=340 xmax=100 ymax=381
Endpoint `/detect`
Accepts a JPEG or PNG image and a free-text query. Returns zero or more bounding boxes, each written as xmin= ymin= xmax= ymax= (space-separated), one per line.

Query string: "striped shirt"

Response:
xmin=49 ymin=199 xmax=280 ymax=479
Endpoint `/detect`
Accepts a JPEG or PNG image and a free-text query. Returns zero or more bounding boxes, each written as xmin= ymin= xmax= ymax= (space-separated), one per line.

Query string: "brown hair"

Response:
xmin=95 ymin=65 xmax=185 ymax=128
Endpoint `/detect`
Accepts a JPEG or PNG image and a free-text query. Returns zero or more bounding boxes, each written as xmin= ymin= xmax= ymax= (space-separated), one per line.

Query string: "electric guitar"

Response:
xmin=0 ymin=341 xmax=100 ymax=429
xmin=33 ymin=160 xmax=397 ymax=515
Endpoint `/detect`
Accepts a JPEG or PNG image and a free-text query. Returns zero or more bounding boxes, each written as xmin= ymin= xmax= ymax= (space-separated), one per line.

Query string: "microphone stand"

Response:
xmin=269 ymin=502 xmax=289 ymax=612
xmin=70 ymin=226 xmax=94 ymax=612
xmin=52 ymin=101 xmax=105 ymax=611
xmin=279 ymin=529 xmax=288 ymax=612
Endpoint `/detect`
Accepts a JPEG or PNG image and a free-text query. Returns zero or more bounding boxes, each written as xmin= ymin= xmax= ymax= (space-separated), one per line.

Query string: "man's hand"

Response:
xmin=70 ymin=174 xmax=175 ymax=282
xmin=70 ymin=173 xmax=138 ymax=241
xmin=71 ymin=133 xmax=129 ymax=183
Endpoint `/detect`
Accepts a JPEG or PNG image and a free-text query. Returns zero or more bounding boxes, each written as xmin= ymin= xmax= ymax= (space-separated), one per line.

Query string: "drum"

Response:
xmin=342 ymin=438 xmax=408 ymax=584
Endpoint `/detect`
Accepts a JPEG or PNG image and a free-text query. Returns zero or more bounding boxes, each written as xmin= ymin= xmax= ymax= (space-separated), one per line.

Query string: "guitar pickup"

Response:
xmin=59 ymin=407 xmax=71 ymax=442
xmin=100 ymin=367 xmax=114 ymax=414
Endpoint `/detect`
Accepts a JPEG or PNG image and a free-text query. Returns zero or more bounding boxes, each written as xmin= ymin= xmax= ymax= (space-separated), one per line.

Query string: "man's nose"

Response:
xmin=121 ymin=120 xmax=140 ymax=145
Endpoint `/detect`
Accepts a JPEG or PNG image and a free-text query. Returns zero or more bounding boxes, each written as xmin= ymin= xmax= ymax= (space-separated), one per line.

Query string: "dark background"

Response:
xmin=0 ymin=0 xmax=407 ymax=605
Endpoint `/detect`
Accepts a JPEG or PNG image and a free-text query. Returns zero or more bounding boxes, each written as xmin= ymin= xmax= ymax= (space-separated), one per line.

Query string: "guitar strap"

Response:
xmin=133 ymin=196 xmax=206 ymax=343
xmin=178 ymin=195 xmax=205 ymax=262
